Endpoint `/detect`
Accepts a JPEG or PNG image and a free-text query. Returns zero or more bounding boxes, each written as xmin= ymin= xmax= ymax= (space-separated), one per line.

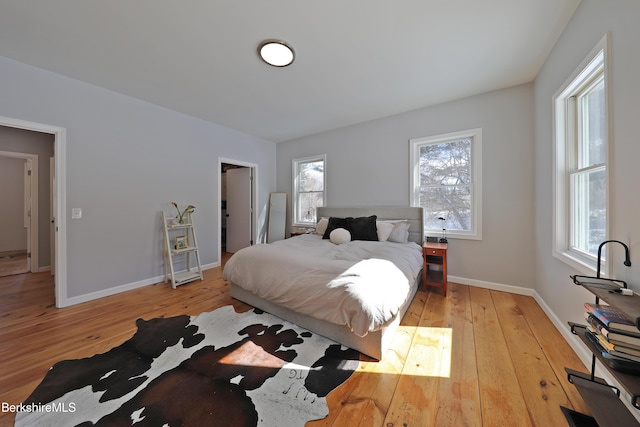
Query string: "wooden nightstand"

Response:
xmin=289 ymin=229 xmax=310 ymax=238
xmin=422 ymin=242 xmax=448 ymax=296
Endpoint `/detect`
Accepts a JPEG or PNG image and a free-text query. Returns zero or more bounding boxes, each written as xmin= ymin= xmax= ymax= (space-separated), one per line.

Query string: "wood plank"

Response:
xmin=512 ymin=293 xmax=593 ymax=415
xmin=433 ymin=282 xmax=482 ymax=426
xmin=491 ymin=290 xmax=574 ymax=426
xmin=469 ymin=287 xmax=533 ymax=427
xmin=321 ymin=290 xmax=429 ymax=427
xmin=0 ymin=250 xmax=29 ymax=276
xmin=381 ymin=288 xmax=448 ymax=426
xmin=0 ymin=265 xmax=592 ymax=426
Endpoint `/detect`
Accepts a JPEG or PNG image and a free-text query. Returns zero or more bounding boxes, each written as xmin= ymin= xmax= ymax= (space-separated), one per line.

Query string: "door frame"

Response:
xmin=0 ymin=116 xmax=67 ymax=308
xmin=0 ymin=151 xmax=38 ymax=273
xmin=218 ymin=157 xmax=257 ymax=265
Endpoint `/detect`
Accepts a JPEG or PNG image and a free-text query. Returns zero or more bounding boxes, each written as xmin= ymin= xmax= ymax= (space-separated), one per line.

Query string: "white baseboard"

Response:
xmin=65 ymin=262 xmax=220 ymax=306
xmin=201 ymin=262 xmax=218 ymax=270
xmin=448 ymin=275 xmax=535 ymax=297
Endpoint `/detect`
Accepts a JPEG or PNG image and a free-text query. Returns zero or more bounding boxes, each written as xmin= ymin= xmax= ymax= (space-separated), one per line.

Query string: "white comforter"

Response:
xmin=223 ymin=234 xmax=423 ymax=336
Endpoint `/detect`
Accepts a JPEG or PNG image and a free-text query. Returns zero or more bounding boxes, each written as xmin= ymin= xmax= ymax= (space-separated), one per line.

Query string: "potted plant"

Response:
xmin=172 ymin=202 xmax=195 ymax=224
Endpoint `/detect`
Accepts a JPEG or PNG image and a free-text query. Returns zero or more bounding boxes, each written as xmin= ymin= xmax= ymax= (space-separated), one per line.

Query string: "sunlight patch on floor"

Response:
xmin=358 ymin=326 xmax=453 ymax=378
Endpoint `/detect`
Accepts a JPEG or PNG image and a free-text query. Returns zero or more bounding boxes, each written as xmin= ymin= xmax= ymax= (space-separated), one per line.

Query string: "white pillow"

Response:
xmin=387 ymin=220 xmax=411 ymax=243
xmin=376 ymin=221 xmax=395 ymax=242
xmin=315 ymin=217 xmax=329 ymax=235
xmin=329 ymin=228 xmax=351 ymax=244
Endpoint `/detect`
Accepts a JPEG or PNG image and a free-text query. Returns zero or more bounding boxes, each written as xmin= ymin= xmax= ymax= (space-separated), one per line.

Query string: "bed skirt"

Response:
xmin=230 ymin=275 xmax=419 ymax=360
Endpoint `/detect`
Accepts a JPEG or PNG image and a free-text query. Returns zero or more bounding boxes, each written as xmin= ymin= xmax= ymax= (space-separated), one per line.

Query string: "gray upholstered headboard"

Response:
xmin=316 ymin=206 xmax=424 ymax=245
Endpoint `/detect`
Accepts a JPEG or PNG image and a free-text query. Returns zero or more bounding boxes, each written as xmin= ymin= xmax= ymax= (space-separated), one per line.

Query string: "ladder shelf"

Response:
xmin=162 ymin=211 xmax=203 ymax=289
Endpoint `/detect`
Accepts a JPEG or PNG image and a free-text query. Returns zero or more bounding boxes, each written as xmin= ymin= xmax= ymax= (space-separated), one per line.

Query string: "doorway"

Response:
xmin=0 ymin=116 xmax=67 ymax=307
xmin=219 ymin=159 xmax=257 ymax=263
xmin=0 ymin=152 xmax=38 ymax=277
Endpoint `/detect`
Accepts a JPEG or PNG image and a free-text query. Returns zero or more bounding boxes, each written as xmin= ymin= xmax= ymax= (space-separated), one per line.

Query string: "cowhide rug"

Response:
xmin=16 ymin=306 xmax=360 ymax=427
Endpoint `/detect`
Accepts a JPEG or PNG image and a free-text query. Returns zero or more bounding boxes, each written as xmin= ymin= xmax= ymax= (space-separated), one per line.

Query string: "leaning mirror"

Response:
xmin=267 ymin=193 xmax=287 ymax=243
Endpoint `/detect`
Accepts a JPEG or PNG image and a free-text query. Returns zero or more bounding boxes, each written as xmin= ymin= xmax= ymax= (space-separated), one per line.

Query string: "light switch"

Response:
xmin=71 ymin=208 xmax=82 ymax=219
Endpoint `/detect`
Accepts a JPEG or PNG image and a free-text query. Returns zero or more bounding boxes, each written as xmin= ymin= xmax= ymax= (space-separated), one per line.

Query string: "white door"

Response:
xmin=226 ymin=167 xmax=252 ymax=253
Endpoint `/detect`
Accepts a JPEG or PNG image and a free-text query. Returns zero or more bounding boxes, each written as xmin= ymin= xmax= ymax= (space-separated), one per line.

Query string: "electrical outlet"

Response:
xmin=71 ymin=208 xmax=82 ymax=219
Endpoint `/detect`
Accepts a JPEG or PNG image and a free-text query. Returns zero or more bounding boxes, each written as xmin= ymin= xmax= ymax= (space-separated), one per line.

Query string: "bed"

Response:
xmin=223 ymin=206 xmax=424 ymax=360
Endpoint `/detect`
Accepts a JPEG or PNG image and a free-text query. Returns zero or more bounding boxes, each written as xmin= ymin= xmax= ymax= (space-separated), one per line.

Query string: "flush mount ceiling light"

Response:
xmin=258 ymin=40 xmax=295 ymax=67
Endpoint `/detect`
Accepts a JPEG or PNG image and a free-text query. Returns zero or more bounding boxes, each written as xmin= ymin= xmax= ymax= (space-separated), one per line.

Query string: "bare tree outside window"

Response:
xmin=410 ymin=129 xmax=482 ymax=240
xmin=419 ymin=139 xmax=472 ymax=231
xmin=293 ymin=155 xmax=326 ymax=226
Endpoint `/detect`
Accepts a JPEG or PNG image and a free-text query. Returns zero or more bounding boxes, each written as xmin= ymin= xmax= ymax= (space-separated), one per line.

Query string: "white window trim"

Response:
xmin=552 ymin=34 xmax=610 ymax=275
xmin=292 ymin=154 xmax=326 ymax=227
xmin=410 ymin=128 xmax=482 ymax=240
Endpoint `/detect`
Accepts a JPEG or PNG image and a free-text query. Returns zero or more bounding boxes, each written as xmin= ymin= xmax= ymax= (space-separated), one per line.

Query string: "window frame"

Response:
xmin=409 ymin=128 xmax=482 ymax=241
xmin=552 ymin=34 xmax=610 ymax=275
xmin=292 ymin=154 xmax=326 ymax=227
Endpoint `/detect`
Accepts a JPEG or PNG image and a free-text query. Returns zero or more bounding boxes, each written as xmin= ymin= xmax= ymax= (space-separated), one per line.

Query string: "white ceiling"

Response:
xmin=0 ymin=1 xmax=581 ymax=142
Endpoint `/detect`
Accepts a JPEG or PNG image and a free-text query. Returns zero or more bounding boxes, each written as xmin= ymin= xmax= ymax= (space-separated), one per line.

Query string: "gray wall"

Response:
xmin=277 ymin=83 xmax=536 ymax=289
xmin=534 ymin=0 xmax=640 ymax=326
xmin=4 ymin=0 xmax=636 ymax=326
xmin=0 ymin=127 xmax=55 ymax=267
xmin=0 ymin=55 xmax=276 ymax=300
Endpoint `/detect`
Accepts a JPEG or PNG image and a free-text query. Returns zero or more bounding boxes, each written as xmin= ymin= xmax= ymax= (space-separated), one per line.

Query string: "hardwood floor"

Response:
xmin=0 ymin=250 xmax=28 ymax=277
xmin=0 ymin=262 xmax=590 ymax=426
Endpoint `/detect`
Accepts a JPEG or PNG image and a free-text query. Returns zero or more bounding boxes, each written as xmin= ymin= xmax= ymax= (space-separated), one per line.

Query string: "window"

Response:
xmin=292 ymin=155 xmax=326 ymax=226
xmin=410 ymin=128 xmax=482 ymax=240
xmin=553 ymin=35 xmax=608 ymax=273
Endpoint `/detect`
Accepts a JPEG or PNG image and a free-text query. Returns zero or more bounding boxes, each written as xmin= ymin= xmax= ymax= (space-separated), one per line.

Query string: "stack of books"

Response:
xmin=584 ymin=302 xmax=640 ymax=372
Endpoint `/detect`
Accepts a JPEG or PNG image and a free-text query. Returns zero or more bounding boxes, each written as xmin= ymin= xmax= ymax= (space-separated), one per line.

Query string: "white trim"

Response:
xmin=66 ymin=262 xmax=219 ymax=306
xmin=552 ymin=34 xmax=610 ymax=276
xmin=409 ymin=128 xmax=482 ymax=240
xmin=218 ymin=157 xmax=258 ymax=265
xmin=0 ymin=116 xmax=67 ymax=307
xmin=447 ymin=275 xmax=534 ymax=296
xmin=291 ymin=154 xmax=326 ymax=227
xmin=66 ymin=275 xmax=166 ymax=306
